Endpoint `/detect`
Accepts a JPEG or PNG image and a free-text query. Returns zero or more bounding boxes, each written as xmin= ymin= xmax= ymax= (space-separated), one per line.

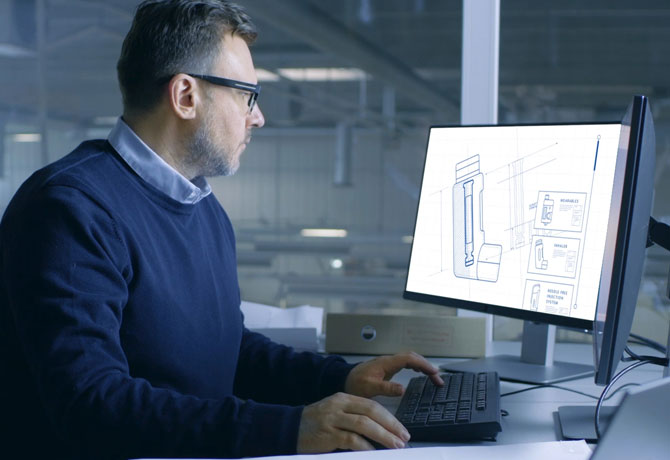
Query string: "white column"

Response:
xmin=461 ymin=0 xmax=500 ymax=125
xmin=459 ymin=0 xmax=501 ymax=351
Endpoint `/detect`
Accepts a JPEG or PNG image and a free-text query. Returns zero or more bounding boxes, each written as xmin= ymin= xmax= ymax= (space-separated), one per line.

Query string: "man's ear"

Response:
xmin=167 ymin=74 xmax=199 ymax=120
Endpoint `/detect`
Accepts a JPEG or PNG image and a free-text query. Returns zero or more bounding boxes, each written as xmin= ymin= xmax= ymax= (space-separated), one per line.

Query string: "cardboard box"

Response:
xmin=325 ymin=313 xmax=487 ymax=358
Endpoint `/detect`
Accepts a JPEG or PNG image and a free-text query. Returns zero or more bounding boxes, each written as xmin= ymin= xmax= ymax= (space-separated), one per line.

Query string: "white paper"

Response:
xmin=240 ymin=301 xmax=324 ymax=351
xmin=240 ymin=301 xmax=323 ymax=335
xmin=134 ymin=440 xmax=592 ymax=460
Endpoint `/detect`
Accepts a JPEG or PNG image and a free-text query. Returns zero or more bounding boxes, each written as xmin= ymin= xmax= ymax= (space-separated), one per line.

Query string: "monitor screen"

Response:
xmin=405 ymin=122 xmax=623 ymax=330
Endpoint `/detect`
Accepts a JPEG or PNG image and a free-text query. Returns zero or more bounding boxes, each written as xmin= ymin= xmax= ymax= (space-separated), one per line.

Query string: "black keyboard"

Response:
xmin=395 ymin=371 xmax=502 ymax=442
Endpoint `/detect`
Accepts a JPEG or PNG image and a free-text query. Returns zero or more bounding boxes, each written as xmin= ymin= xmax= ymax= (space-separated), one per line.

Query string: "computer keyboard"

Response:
xmin=395 ymin=371 xmax=502 ymax=442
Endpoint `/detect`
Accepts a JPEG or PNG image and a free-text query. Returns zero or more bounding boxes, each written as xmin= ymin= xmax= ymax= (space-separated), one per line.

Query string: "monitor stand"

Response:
xmin=440 ymin=321 xmax=593 ymax=384
xmin=559 ymin=283 xmax=670 ymax=441
xmin=557 ymin=405 xmax=617 ymax=442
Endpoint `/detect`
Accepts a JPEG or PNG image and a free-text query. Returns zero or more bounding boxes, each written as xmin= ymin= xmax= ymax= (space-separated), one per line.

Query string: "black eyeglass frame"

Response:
xmin=187 ymin=73 xmax=261 ymax=113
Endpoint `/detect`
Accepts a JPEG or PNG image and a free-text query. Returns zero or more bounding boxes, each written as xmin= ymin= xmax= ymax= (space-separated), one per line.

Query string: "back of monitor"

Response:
xmin=591 ymin=376 xmax=670 ymax=460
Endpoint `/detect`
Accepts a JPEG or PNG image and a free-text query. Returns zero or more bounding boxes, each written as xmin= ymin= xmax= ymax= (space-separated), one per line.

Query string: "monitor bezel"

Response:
xmin=593 ymin=95 xmax=655 ymax=385
xmin=403 ymin=120 xmax=623 ymax=332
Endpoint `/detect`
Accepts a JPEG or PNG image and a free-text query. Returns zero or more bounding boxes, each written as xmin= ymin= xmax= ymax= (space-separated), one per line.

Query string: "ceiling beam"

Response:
xmin=243 ymin=0 xmax=458 ymax=118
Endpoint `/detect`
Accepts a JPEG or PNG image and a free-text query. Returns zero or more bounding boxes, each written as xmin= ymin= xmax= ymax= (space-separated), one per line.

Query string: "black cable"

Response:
xmin=628 ymin=332 xmax=667 ymax=354
xmin=624 ymin=346 xmax=643 ymax=361
xmin=501 ymin=384 xmax=596 ymax=399
xmin=595 ymin=359 xmax=654 ymax=439
xmin=500 ymin=382 xmax=638 ymax=401
xmin=628 ymin=338 xmax=663 ymax=352
xmin=622 ymin=346 xmax=668 ymax=366
xmin=647 ymin=216 xmax=670 ymax=252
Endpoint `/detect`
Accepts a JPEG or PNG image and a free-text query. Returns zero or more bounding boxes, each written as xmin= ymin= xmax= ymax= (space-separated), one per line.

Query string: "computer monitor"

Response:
xmin=404 ymin=95 xmax=656 ymax=386
xmin=593 ymin=95 xmax=656 ymax=386
xmin=557 ymin=96 xmax=664 ymax=441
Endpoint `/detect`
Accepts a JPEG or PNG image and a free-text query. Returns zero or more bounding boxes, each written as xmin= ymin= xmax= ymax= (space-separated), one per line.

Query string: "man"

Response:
xmin=0 ymin=1 xmax=443 ymax=458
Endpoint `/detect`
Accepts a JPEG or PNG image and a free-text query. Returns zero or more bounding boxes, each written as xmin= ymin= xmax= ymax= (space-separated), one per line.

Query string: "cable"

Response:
xmin=501 ymin=384 xmax=596 ymax=399
xmin=623 ymin=346 xmax=643 ymax=361
xmin=594 ymin=359 xmax=654 ymax=439
xmin=628 ymin=338 xmax=662 ymax=351
xmin=622 ymin=346 xmax=668 ymax=366
xmin=593 ymin=340 xmax=669 ymax=438
xmin=628 ymin=332 xmax=667 ymax=354
xmin=501 ymin=382 xmax=638 ymax=401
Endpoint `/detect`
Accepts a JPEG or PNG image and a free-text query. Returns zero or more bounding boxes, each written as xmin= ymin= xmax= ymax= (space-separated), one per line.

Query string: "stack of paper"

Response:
xmin=240 ymin=301 xmax=324 ymax=352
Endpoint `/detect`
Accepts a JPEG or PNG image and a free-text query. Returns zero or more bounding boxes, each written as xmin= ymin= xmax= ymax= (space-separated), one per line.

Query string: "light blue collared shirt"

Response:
xmin=107 ymin=118 xmax=212 ymax=204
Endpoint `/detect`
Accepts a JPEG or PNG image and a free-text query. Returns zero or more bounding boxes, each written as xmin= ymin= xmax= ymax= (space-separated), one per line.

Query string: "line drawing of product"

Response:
xmin=534 ymin=191 xmax=587 ymax=233
xmin=527 ymin=235 xmax=581 ymax=278
xmin=541 ymin=194 xmax=554 ymax=226
xmin=571 ymin=205 xmax=583 ymax=227
xmin=565 ymin=250 xmax=577 ymax=273
xmin=464 ymin=180 xmax=475 ymax=267
xmin=534 ymin=239 xmax=549 ymax=270
xmin=524 ymin=279 xmax=575 ymax=315
xmin=530 ymin=284 xmax=541 ymax=311
xmin=451 ymin=155 xmax=502 ymax=282
xmin=509 ymin=158 xmax=526 ymax=249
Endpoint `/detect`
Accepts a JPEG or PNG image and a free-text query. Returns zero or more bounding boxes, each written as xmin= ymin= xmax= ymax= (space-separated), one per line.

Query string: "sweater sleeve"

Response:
xmin=1 ymin=184 xmax=301 ymax=459
xmin=234 ymin=328 xmax=356 ymax=406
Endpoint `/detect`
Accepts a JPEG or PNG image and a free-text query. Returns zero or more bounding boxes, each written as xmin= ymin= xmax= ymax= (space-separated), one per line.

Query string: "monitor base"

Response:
xmin=557 ymin=405 xmax=617 ymax=442
xmin=440 ymin=354 xmax=593 ymax=384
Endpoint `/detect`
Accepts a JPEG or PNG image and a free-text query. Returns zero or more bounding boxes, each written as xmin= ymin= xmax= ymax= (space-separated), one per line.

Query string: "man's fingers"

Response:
xmin=298 ymin=392 xmax=412 ymax=454
xmin=362 ymin=380 xmax=404 ymax=397
xmin=393 ymin=352 xmax=444 ymax=385
xmin=402 ymin=352 xmax=441 ymax=373
xmin=337 ymin=431 xmax=375 ymax=451
xmin=428 ymin=372 xmax=445 ymax=386
xmin=340 ymin=394 xmax=410 ymax=443
xmin=337 ymin=413 xmax=408 ymax=449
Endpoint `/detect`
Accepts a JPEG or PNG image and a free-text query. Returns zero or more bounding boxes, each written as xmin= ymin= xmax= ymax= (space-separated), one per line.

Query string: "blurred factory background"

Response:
xmin=1 ymin=0 xmax=669 ymax=342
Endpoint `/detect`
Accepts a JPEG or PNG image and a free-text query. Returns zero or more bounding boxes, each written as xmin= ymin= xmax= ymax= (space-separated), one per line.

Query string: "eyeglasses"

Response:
xmin=188 ymin=73 xmax=261 ymax=114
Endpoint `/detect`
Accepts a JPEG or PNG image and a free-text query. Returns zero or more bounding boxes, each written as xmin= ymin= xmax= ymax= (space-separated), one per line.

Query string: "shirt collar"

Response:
xmin=107 ymin=117 xmax=211 ymax=204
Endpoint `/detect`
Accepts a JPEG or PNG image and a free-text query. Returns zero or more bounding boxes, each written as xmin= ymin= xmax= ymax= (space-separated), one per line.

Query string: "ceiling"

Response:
xmin=2 ymin=0 xmax=670 ymax=133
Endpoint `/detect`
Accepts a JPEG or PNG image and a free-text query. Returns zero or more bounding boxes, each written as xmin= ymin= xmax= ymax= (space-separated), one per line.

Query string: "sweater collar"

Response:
xmin=107 ymin=118 xmax=211 ymax=205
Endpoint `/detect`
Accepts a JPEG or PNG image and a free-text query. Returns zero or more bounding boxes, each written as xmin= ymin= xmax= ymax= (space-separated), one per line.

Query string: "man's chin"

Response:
xmin=201 ymin=158 xmax=238 ymax=178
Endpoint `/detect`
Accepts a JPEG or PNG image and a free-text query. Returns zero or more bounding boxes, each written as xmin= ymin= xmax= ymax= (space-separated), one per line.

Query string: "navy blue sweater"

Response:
xmin=0 ymin=140 xmax=354 ymax=459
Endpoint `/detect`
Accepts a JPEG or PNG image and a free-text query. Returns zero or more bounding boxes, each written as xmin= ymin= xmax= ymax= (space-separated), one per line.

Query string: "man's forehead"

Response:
xmin=214 ymin=33 xmax=257 ymax=82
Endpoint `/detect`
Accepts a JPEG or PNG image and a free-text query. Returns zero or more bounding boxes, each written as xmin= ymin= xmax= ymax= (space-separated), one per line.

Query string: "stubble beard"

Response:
xmin=186 ymin=116 xmax=239 ymax=178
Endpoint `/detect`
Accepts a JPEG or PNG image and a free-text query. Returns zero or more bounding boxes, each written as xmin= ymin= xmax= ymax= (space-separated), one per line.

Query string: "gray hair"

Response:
xmin=117 ymin=0 xmax=257 ymax=116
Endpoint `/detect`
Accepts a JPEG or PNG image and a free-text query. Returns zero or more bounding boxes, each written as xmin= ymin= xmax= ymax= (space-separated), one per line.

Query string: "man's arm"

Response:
xmin=1 ymin=185 xmax=301 ymax=459
xmin=233 ymin=309 xmax=443 ymax=452
xmin=233 ymin=328 xmax=355 ymax=405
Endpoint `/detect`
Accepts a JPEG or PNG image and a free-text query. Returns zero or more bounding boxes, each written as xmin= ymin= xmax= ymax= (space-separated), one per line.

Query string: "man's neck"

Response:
xmin=123 ymin=112 xmax=196 ymax=180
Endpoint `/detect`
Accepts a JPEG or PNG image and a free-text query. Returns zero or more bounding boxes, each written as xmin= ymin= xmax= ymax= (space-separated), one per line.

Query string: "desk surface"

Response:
xmin=346 ymin=341 xmax=665 ymax=447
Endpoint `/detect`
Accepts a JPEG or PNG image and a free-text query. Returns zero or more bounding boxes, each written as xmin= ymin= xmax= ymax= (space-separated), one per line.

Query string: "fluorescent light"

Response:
xmin=300 ymin=228 xmax=348 ymax=238
xmin=402 ymin=235 xmax=414 ymax=244
xmin=278 ymin=67 xmax=367 ymax=82
xmin=256 ymin=68 xmax=280 ymax=82
xmin=11 ymin=133 xmax=41 ymax=143
xmin=0 ymin=43 xmax=35 ymax=57
xmin=330 ymin=258 xmax=344 ymax=269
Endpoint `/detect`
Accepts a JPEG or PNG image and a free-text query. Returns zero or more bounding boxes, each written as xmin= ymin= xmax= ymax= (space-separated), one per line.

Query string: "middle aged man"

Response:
xmin=0 ymin=1 xmax=444 ymax=459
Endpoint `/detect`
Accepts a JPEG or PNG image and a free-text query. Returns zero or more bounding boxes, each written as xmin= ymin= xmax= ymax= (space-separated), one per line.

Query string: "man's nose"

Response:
xmin=249 ymin=104 xmax=265 ymax=128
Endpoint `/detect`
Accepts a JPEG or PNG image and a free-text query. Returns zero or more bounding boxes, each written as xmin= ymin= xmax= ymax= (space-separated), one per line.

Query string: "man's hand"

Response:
xmin=296 ymin=392 xmax=410 ymax=453
xmin=344 ymin=351 xmax=444 ymax=398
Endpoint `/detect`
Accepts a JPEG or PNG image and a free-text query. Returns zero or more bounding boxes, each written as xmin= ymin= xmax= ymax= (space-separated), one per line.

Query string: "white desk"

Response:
xmin=346 ymin=341 xmax=665 ymax=447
